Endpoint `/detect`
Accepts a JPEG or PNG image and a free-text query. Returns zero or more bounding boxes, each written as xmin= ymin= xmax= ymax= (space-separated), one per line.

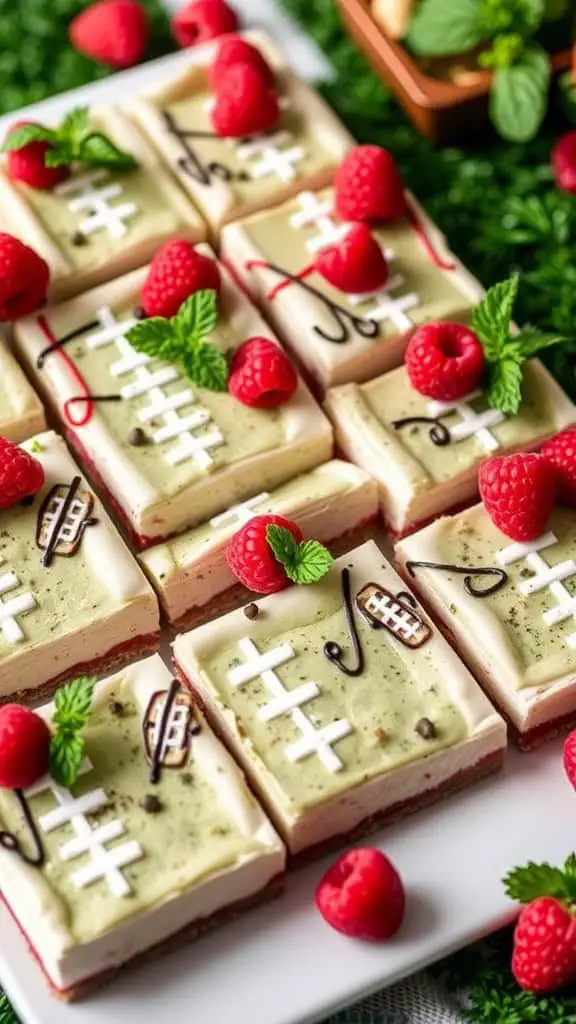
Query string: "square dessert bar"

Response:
xmin=129 ymin=31 xmax=353 ymax=233
xmin=0 ymin=655 xmax=285 ymax=1000
xmin=13 ymin=249 xmax=333 ymax=549
xmin=0 ymin=431 xmax=159 ymax=704
xmin=173 ymin=540 xmax=506 ymax=858
xmin=0 ymin=339 xmax=45 ymax=443
xmin=396 ymin=504 xmax=576 ymax=748
xmin=220 ymin=187 xmax=483 ymax=391
xmin=139 ymin=460 xmax=378 ymax=630
xmin=0 ymin=106 xmax=205 ymax=302
xmin=325 ymin=359 xmax=576 ymax=536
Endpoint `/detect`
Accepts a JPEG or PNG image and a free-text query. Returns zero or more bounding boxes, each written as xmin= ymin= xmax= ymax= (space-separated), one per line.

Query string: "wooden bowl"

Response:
xmin=336 ymin=0 xmax=573 ymax=144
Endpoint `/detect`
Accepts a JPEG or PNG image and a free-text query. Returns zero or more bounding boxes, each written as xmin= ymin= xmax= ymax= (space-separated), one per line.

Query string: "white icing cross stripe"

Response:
xmin=497 ymin=532 xmax=576 ymax=647
xmin=26 ymin=760 xmax=143 ymax=897
xmin=85 ymin=306 xmax=224 ymax=469
xmin=210 ymin=493 xmax=270 ymax=529
xmin=235 ymin=132 xmax=305 ymax=183
xmin=228 ymin=638 xmax=352 ymax=772
xmin=289 ymin=192 xmax=349 ymax=254
xmin=429 ymin=391 xmax=506 ymax=453
xmin=55 ymin=170 xmax=137 ymax=239
xmin=0 ymin=555 xmax=36 ymax=645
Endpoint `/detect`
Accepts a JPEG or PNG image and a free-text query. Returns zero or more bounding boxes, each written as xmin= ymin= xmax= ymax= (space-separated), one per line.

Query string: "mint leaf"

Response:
xmin=49 ymin=731 xmax=85 ymax=789
xmin=1 ymin=122 xmax=57 ymax=152
xmin=486 ymin=355 xmax=523 ymax=414
xmin=407 ymin=0 xmax=486 ymax=56
xmin=504 ymin=861 xmax=573 ymax=904
xmin=288 ymin=540 xmax=334 ymax=585
xmin=59 ymin=106 xmax=90 ymax=148
xmin=79 ymin=132 xmax=138 ymax=171
xmin=126 ymin=318 xmax=181 ymax=361
xmin=53 ymin=676 xmax=96 ymax=732
xmin=185 ymin=342 xmax=228 ymax=392
xmin=44 ymin=142 xmax=75 ymax=167
xmin=471 ymin=274 xmax=519 ymax=359
xmin=266 ymin=524 xmax=300 ymax=572
xmin=490 ymin=46 xmax=551 ymax=142
xmin=516 ymin=325 xmax=567 ymax=356
xmin=176 ymin=290 xmax=219 ymax=348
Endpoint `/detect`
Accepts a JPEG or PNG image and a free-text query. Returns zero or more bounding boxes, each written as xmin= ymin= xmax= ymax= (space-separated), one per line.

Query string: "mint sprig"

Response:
xmin=471 ymin=274 xmax=567 ymax=414
xmin=2 ymin=105 xmax=138 ymax=173
xmin=49 ymin=676 xmax=96 ymax=788
xmin=266 ymin=525 xmax=334 ymax=585
xmin=127 ymin=289 xmax=228 ymax=392
xmin=504 ymin=853 xmax=576 ymax=907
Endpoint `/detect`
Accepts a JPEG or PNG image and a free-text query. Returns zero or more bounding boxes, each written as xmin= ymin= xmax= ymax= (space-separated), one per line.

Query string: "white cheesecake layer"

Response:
xmin=0 ymin=340 xmax=45 ymax=443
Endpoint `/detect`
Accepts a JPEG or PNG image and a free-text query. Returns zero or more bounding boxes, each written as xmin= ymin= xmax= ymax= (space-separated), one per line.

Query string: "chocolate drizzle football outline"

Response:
xmin=36 ymin=476 xmax=98 ymax=568
xmin=143 ymin=683 xmax=200 ymax=783
xmin=356 ymin=583 xmax=432 ymax=649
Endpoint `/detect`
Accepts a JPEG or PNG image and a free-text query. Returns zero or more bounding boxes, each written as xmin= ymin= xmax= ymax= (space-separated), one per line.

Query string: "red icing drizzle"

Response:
xmin=404 ymin=197 xmax=457 ymax=272
xmin=36 ymin=315 xmax=95 ymax=428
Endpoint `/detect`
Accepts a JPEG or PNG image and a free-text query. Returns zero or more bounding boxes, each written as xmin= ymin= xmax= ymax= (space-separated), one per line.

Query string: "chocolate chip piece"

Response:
xmin=128 ymin=427 xmax=147 ymax=447
xmin=19 ymin=495 xmax=35 ymax=507
xmin=108 ymin=700 xmax=124 ymax=717
xmin=237 ymin=171 xmax=250 ymax=182
xmin=71 ymin=231 xmax=88 ymax=247
xmin=133 ymin=305 xmax=147 ymax=320
xmin=139 ymin=794 xmax=163 ymax=814
xmin=416 ymin=717 xmax=437 ymax=740
xmin=243 ymin=602 xmax=259 ymax=620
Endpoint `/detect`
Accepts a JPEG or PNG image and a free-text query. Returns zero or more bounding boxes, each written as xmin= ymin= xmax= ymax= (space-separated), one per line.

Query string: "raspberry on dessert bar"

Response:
xmin=0 ymin=655 xmax=284 ymax=999
xmin=172 ymin=0 xmax=239 ymax=49
xmin=174 ymin=539 xmax=506 ymax=858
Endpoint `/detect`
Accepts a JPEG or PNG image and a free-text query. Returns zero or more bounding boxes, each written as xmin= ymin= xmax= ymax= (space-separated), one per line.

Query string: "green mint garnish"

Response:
xmin=266 ymin=525 xmax=334 ymax=585
xmin=471 ymin=273 xmax=567 ymax=414
xmin=127 ymin=289 xmax=228 ymax=393
xmin=504 ymin=853 xmax=576 ymax=906
xmin=2 ymin=105 xmax=138 ymax=174
xmin=407 ymin=0 xmax=487 ymax=58
xmin=49 ymin=676 xmax=96 ymax=788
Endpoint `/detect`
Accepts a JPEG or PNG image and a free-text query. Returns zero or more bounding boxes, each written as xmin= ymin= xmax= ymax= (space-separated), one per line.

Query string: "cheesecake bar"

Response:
xmin=173 ymin=540 xmax=506 ymax=858
xmin=325 ymin=359 xmax=576 ymax=536
xmin=139 ymin=460 xmax=378 ymax=630
xmin=220 ymin=186 xmax=482 ymax=391
xmin=0 ymin=431 xmax=159 ymax=703
xmin=129 ymin=31 xmax=353 ymax=234
xmin=0 ymin=655 xmax=285 ymax=1000
xmin=396 ymin=503 xmax=576 ymax=748
xmin=0 ymin=107 xmax=205 ymax=302
xmin=0 ymin=338 xmax=45 ymax=442
xmin=13 ymin=249 xmax=333 ymax=549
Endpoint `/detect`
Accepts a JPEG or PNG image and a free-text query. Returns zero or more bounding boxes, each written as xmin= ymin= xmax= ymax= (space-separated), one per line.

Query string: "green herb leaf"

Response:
xmin=266 ymin=524 xmax=300 ymax=571
xmin=515 ymin=325 xmax=568 ymax=356
xmin=44 ymin=143 xmax=75 ymax=167
xmin=486 ymin=355 xmax=523 ymax=413
xmin=504 ymin=860 xmax=575 ymax=903
xmin=490 ymin=45 xmax=551 ymax=142
xmin=471 ymin=274 xmax=519 ymax=359
xmin=407 ymin=0 xmax=486 ymax=56
xmin=52 ymin=676 xmax=96 ymax=732
xmin=1 ymin=122 xmax=57 ymax=152
xmin=176 ymin=290 xmax=219 ymax=348
xmin=49 ymin=731 xmax=86 ymax=789
xmin=126 ymin=318 xmax=181 ymax=360
xmin=78 ymin=132 xmax=138 ymax=171
xmin=59 ymin=106 xmax=90 ymax=147
xmin=184 ymin=342 xmax=229 ymax=392
xmin=266 ymin=525 xmax=333 ymax=585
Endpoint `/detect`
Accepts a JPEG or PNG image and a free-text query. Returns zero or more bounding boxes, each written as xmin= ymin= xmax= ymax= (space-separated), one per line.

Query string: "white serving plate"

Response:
xmin=0 ymin=18 xmax=573 ymax=1024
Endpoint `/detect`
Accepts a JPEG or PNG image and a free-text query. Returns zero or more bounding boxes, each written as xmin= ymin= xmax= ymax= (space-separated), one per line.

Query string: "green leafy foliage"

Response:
xmin=266 ymin=525 xmax=334 ymax=585
xmin=49 ymin=676 xmax=96 ymax=787
xmin=504 ymin=854 xmax=576 ymax=904
xmin=0 ymin=992 xmax=17 ymax=1024
xmin=49 ymin=731 xmax=85 ymax=789
xmin=490 ymin=46 xmax=551 ymax=141
xmin=407 ymin=0 xmax=487 ymax=56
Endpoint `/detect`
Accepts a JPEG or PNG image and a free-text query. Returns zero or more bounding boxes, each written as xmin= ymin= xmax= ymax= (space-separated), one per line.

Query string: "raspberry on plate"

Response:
xmin=478 ymin=451 xmax=557 ymax=543
xmin=563 ymin=730 xmax=576 ymax=792
xmin=541 ymin=427 xmax=576 ymax=507
xmin=229 ymin=337 xmax=298 ymax=408
xmin=141 ymin=240 xmax=221 ymax=319
xmin=315 ymin=848 xmax=405 ymax=941
xmin=405 ymin=321 xmax=485 ymax=401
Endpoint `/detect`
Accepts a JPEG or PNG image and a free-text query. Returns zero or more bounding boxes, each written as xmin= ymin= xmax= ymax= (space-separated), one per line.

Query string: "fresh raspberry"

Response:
xmin=226 ymin=514 xmax=303 ymax=594
xmin=551 ymin=131 xmax=576 ymax=195
xmin=316 ymin=224 xmax=388 ymax=295
xmin=69 ymin=0 xmax=149 ymax=69
xmin=478 ymin=452 xmax=557 ymax=543
xmin=315 ymin=848 xmax=405 ymax=941
xmin=228 ymin=337 xmax=298 ymax=409
xmin=0 ymin=438 xmax=45 ymax=510
xmin=512 ymin=897 xmax=576 ymax=993
xmin=541 ymin=428 xmax=576 ymax=507
xmin=171 ymin=0 xmax=239 ymax=49
xmin=0 ymin=233 xmax=50 ymax=321
xmin=334 ymin=145 xmax=406 ymax=224
xmin=208 ymin=36 xmax=274 ymax=91
xmin=563 ymin=730 xmax=576 ymax=792
xmin=211 ymin=63 xmax=279 ymax=139
xmin=141 ymin=241 xmax=221 ymax=319
xmin=0 ymin=705 xmax=51 ymax=790
xmin=404 ymin=322 xmax=485 ymax=401
xmin=5 ymin=121 xmax=69 ymax=190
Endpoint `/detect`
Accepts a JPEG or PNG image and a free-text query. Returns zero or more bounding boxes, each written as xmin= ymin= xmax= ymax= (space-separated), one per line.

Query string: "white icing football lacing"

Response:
xmin=0 ymin=555 xmax=36 ymax=645
xmin=209 ymin=493 xmax=270 ymax=529
xmin=235 ymin=132 xmax=305 ymax=183
xmin=428 ymin=391 xmax=506 ymax=452
xmin=151 ymin=695 xmax=190 ymax=763
xmin=55 ymin=170 xmax=137 ymax=239
xmin=26 ymin=760 xmax=144 ymax=897
xmin=289 ymin=192 xmax=349 ymax=254
xmin=365 ymin=592 xmax=421 ymax=643
xmin=85 ymin=306 xmax=224 ymax=469
xmin=497 ymin=532 xmax=576 ymax=647
xmin=43 ymin=495 xmax=90 ymax=546
xmin=227 ymin=638 xmax=352 ymax=772
xmin=347 ymin=271 xmax=418 ymax=332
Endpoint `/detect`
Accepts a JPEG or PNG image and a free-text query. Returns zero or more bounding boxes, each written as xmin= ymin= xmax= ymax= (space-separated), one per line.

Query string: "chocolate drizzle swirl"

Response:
xmin=405 ymin=560 xmax=508 ymax=598
xmin=149 ymin=679 xmax=180 ymax=785
xmin=36 ymin=320 xmax=100 ymax=369
xmin=0 ymin=789 xmax=45 ymax=867
xmin=391 ymin=416 xmax=451 ymax=447
xmin=162 ymin=109 xmax=249 ymax=185
xmin=323 ymin=568 xmax=365 ymax=677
